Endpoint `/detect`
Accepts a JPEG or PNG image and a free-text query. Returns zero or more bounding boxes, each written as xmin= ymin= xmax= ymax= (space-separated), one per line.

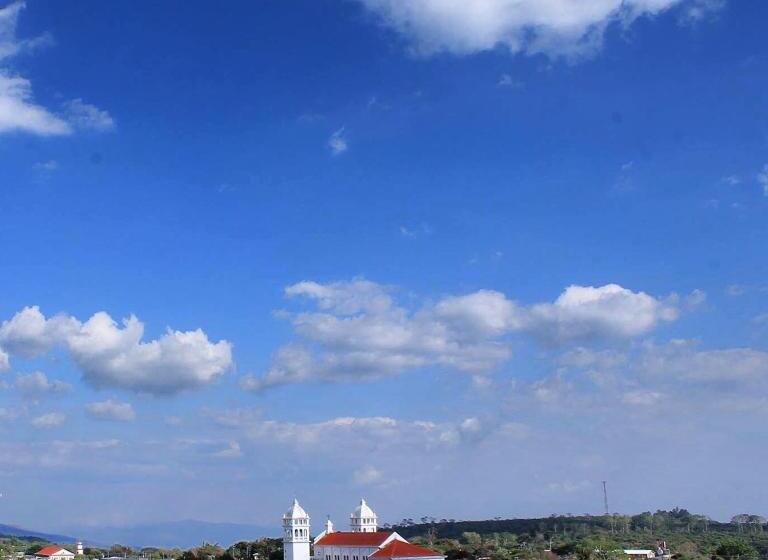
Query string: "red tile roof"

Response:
xmin=315 ymin=532 xmax=393 ymax=547
xmin=36 ymin=547 xmax=67 ymax=557
xmin=370 ymin=541 xmax=442 ymax=559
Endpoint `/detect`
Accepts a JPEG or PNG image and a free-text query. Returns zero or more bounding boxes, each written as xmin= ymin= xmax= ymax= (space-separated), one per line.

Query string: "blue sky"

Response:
xmin=1 ymin=0 xmax=768 ymax=535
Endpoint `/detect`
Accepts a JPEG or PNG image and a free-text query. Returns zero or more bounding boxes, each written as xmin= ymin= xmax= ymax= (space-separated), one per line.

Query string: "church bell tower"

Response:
xmin=283 ymin=499 xmax=311 ymax=560
xmin=350 ymin=499 xmax=378 ymax=532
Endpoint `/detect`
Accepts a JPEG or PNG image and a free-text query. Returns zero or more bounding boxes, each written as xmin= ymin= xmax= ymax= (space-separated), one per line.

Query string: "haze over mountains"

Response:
xmin=0 ymin=520 xmax=278 ymax=549
xmin=0 ymin=524 xmax=74 ymax=543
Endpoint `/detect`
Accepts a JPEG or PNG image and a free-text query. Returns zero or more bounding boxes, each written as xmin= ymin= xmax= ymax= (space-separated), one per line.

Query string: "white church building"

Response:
xmin=283 ymin=499 xmax=443 ymax=560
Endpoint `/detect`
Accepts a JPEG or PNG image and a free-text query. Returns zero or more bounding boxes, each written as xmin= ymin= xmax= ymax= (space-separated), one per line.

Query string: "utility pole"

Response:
xmin=602 ymin=481 xmax=614 ymax=534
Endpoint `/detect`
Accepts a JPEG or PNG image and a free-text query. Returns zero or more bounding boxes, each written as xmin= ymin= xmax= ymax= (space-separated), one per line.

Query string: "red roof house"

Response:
xmin=314 ymin=532 xmax=394 ymax=547
xmin=370 ymin=541 xmax=444 ymax=560
xmin=35 ymin=547 xmax=74 ymax=558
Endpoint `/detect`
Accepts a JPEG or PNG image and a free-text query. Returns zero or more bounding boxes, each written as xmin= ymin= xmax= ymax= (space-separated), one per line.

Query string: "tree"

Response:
xmin=713 ymin=537 xmax=757 ymax=560
xmin=573 ymin=536 xmax=621 ymax=560
xmin=730 ymin=515 xmax=750 ymax=533
xmin=747 ymin=515 xmax=766 ymax=533
xmin=461 ymin=533 xmax=482 ymax=547
xmin=109 ymin=544 xmax=134 ymax=557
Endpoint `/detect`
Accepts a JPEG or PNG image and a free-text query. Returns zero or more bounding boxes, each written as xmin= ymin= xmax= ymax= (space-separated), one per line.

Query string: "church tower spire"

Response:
xmin=283 ymin=499 xmax=311 ymax=560
xmin=349 ymin=499 xmax=378 ymax=532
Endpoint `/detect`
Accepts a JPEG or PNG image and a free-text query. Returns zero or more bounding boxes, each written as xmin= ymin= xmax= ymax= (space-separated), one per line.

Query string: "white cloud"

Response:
xmin=758 ymin=164 xmax=768 ymax=196
xmin=0 ymin=2 xmax=112 ymax=137
xmin=497 ymin=73 xmax=523 ymax=88
xmin=399 ymin=223 xmax=433 ymax=238
xmin=353 ymin=465 xmax=383 ymax=485
xmin=622 ymin=389 xmax=665 ymax=406
xmin=679 ymin=0 xmax=725 ymax=24
xmin=243 ymin=414 xmax=507 ymax=451
xmin=0 ymin=306 xmax=233 ymax=395
xmin=0 ymin=348 xmax=8 ymax=372
xmin=285 ymin=279 xmax=393 ymax=314
xmin=212 ymin=440 xmax=242 ymax=459
xmin=525 ymin=284 xmax=678 ymax=343
xmin=67 ymin=312 xmax=232 ymax=395
xmin=86 ymin=399 xmax=136 ymax=422
xmin=244 ymin=279 xmax=676 ymax=389
xmin=64 ymin=98 xmax=115 ymax=131
xmin=34 ymin=159 xmax=58 ymax=171
xmin=0 ymin=73 xmax=71 ymax=135
xmin=0 ymin=1 xmax=25 ymax=59
xmin=206 ymin=406 xmax=262 ymax=428
xmin=328 ymin=127 xmax=348 ymax=155
xmin=31 ymin=412 xmax=66 ymax=428
xmin=542 ymin=339 xmax=768 ymax=416
xmin=433 ymin=289 xmax=521 ymax=335
xmin=726 ymin=284 xmax=747 ymax=297
xmin=0 ymin=306 xmax=78 ymax=358
xmin=0 ymin=3 xmax=71 ymax=136
xmin=638 ymin=340 xmax=768 ymax=384
xmin=15 ymin=371 xmax=71 ymax=396
xmin=354 ymin=0 xmax=714 ymax=58
xmin=685 ymin=288 xmax=707 ymax=309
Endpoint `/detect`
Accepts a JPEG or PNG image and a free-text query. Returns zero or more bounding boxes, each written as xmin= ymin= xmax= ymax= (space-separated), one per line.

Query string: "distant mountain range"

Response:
xmin=1 ymin=519 xmax=277 ymax=549
xmin=0 ymin=523 xmax=75 ymax=543
xmin=74 ymin=520 xmax=278 ymax=549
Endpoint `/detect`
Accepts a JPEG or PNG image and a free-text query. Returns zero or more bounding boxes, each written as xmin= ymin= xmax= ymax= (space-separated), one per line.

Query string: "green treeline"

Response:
xmin=3 ymin=509 xmax=768 ymax=560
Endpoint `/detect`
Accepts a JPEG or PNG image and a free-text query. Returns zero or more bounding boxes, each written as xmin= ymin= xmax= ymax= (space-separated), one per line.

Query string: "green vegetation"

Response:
xmin=2 ymin=510 xmax=767 ymax=560
xmin=392 ymin=509 xmax=768 ymax=560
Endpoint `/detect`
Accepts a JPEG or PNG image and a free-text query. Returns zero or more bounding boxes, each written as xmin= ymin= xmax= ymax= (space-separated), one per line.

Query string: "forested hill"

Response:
xmin=0 ymin=523 xmax=74 ymax=543
xmin=389 ymin=509 xmax=759 ymax=540
xmin=388 ymin=509 xmax=768 ymax=560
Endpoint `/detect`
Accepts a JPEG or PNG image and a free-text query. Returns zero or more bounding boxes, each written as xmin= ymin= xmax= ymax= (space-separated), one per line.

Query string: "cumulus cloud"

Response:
xmin=15 ymin=371 xmax=71 ymax=396
xmin=67 ymin=312 xmax=232 ymax=395
xmin=0 ymin=306 xmax=78 ymax=358
xmin=86 ymin=399 xmax=136 ymax=422
xmin=524 ymin=284 xmax=678 ymax=343
xmin=243 ymin=279 xmax=678 ymax=390
xmin=354 ymin=0 xmax=717 ymax=58
xmin=31 ymin=412 xmax=66 ymax=428
xmin=0 ymin=306 xmax=232 ymax=395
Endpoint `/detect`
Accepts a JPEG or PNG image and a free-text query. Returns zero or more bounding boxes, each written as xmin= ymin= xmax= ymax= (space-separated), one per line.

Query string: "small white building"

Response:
xmin=34 ymin=547 xmax=75 ymax=560
xmin=283 ymin=499 xmax=443 ymax=560
xmin=623 ymin=550 xmax=655 ymax=560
